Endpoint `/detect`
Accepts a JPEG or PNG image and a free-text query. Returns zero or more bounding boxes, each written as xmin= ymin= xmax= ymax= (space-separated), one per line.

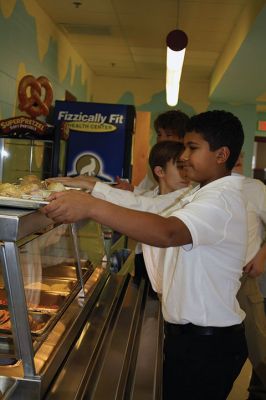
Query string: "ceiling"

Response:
xmin=35 ymin=0 xmax=266 ymax=105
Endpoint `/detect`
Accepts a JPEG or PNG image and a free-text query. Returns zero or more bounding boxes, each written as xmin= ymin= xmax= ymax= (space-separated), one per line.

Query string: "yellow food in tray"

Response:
xmin=46 ymin=182 xmax=66 ymax=192
xmin=0 ymin=183 xmax=21 ymax=197
xmin=0 ymin=175 xmax=66 ymax=202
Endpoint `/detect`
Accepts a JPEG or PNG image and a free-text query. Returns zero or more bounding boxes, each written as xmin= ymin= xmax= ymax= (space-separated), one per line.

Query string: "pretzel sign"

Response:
xmin=18 ymin=75 xmax=53 ymax=118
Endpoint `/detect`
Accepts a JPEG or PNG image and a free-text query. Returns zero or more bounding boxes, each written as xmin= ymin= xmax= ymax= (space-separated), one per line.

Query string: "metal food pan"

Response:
xmin=0 ymin=308 xmax=9 ymax=332
xmin=42 ymin=265 xmax=88 ymax=280
xmin=0 ymin=311 xmax=52 ymax=336
xmin=0 ymin=289 xmax=67 ymax=313
xmin=0 ymin=290 xmax=7 ymax=307
xmin=0 ymin=376 xmax=17 ymax=399
xmin=28 ymin=311 xmax=52 ymax=335
xmin=25 ymin=290 xmax=67 ymax=312
xmin=24 ymin=278 xmax=76 ymax=294
xmin=0 ymin=335 xmax=15 ymax=358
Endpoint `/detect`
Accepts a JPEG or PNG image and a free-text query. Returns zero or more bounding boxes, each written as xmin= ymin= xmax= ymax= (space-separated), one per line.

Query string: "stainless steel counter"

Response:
xmin=44 ymin=275 xmax=163 ymax=400
xmin=0 ymin=208 xmax=163 ymax=399
xmin=0 ymin=208 xmax=53 ymax=241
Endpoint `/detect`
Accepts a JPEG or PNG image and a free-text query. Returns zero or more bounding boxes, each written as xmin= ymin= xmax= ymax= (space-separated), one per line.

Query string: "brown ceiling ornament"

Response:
xmin=18 ymin=75 xmax=53 ymax=118
xmin=166 ymin=29 xmax=188 ymax=51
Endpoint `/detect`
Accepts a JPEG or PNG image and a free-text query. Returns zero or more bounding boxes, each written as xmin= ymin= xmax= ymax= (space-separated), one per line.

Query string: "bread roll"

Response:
xmin=21 ymin=175 xmax=40 ymax=183
xmin=19 ymin=183 xmax=40 ymax=194
xmin=47 ymin=182 xmax=66 ymax=192
xmin=0 ymin=183 xmax=21 ymax=198
xmin=20 ymin=175 xmax=42 ymax=189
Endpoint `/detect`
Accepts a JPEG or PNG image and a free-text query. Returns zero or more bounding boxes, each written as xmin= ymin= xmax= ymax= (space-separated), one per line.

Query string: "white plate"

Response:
xmin=0 ymin=196 xmax=49 ymax=209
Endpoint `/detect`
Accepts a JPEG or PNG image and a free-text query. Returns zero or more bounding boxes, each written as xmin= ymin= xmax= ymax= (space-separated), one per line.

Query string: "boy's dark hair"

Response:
xmin=149 ymin=141 xmax=185 ymax=181
xmin=154 ymin=110 xmax=189 ymax=139
xmin=187 ymin=110 xmax=244 ymax=170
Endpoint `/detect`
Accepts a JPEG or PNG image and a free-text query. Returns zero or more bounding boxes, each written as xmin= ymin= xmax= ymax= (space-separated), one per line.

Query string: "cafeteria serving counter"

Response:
xmin=0 ymin=207 xmax=163 ymax=399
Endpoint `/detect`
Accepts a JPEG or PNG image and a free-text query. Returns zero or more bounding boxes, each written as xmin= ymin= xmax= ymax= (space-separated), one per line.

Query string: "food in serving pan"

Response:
xmin=0 ymin=175 xmax=66 ymax=200
xmin=46 ymin=182 xmax=66 ymax=192
xmin=0 ymin=309 xmax=51 ymax=334
xmin=26 ymin=291 xmax=67 ymax=312
xmin=0 ymin=309 xmax=9 ymax=327
xmin=0 ymin=183 xmax=21 ymax=197
xmin=0 ymin=298 xmax=7 ymax=307
xmin=24 ymin=278 xmax=76 ymax=293
xmin=28 ymin=312 xmax=51 ymax=333
xmin=0 ymin=288 xmax=66 ymax=312
xmin=19 ymin=174 xmax=40 ymax=184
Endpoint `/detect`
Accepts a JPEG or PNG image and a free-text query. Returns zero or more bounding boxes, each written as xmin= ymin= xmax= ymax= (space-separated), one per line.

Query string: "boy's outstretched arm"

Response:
xmin=41 ymin=190 xmax=192 ymax=247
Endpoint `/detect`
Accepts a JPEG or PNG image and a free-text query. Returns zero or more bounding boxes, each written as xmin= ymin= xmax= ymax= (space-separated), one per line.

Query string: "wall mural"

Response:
xmin=0 ymin=0 xmax=91 ymax=120
xmin=0 ymin=0 xmax=259 ymax=177
xmin=118 ymin=90 xmax=195 ymax=147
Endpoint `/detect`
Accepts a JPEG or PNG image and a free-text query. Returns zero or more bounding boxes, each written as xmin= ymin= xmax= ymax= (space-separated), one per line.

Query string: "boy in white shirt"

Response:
xmin=115 ymin=109 xmax=189 ymax=193
xmin=42 ymin=110 xmax=248 ymax=400
xmin=232 ymin=154 xmax=266 ymax=400
xmin=133 ymin=140 xmax=191 ymax=284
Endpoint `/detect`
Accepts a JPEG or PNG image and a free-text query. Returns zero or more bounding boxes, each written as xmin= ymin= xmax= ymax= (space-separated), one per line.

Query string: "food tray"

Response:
xmin=0 ymin=196 xmax=48 ymax=210
xmin=24 ymin=278 xmax=76 ymax=294
xmin=0 ymin=309 xmax=52 ymax=336
xmin=0 ymin=288 xmax=67 ymax=313
xmin=42 ymin=265 xmax=88 ymax=280
xmin=26 ymin=290 xmax=67 ymax=312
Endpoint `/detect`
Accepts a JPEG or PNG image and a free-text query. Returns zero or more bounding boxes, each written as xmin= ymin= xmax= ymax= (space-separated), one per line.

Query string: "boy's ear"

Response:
xmin=154 ymin=165 xmax=164 ymax=178
xmin=215 ymin=146 xmax=230 ymax=164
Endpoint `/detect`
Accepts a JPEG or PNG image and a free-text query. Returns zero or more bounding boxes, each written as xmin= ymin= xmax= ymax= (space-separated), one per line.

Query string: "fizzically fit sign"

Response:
xmin=58 ymin=111 xmax=124 ymax=132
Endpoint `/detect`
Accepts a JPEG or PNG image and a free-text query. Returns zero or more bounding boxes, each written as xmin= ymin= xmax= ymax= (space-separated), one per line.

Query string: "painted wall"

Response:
xmin=0 ymin=0 xmax=259 ymax=177
xmin=93 ymin=76 xmax=257 ymax=176
xmin=0 ymin=0 xmax=93 ymax=120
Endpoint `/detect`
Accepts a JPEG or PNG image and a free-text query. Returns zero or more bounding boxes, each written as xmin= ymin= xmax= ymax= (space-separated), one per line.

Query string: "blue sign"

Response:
xmin=53 ymin=101 xmax=135 ymax=181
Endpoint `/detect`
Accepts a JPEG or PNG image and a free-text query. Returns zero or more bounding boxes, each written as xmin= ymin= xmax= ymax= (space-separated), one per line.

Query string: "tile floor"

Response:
xmin=227 ymin=359 xmax=251 ymax=400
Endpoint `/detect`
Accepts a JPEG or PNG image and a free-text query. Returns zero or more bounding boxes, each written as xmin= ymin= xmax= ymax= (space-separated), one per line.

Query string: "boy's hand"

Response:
xmin=115 ymin=176 xmax=134 ymax=191
xmin=41 ymin=190 xmax=92 ymax=223
xmin=243 ymin=251 xmax=266 ymax=278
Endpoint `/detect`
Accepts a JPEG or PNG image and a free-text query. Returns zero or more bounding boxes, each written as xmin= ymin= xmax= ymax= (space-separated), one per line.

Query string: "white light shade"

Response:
xmin=165 ymin=29 xmax=188 ymax=107
xmin=166 ymin=47 xmax=186 ymax=106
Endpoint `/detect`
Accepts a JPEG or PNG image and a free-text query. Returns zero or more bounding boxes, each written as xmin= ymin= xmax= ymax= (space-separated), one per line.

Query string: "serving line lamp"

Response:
xmin=166 ymin=29 xmax=188 ymax=106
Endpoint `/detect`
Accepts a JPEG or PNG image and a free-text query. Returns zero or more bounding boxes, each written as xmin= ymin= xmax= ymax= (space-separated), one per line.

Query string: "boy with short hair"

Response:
xmin=116 ymin=109 xmax=189 ymax=192
xmin=42 ymin=110 xmax=248 ymax=400
xmin=133 ymin=140 xmax=191 ymax=285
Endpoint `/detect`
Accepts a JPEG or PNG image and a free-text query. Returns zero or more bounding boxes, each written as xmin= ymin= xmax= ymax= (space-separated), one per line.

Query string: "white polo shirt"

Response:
xmin=93 ymin=176 xmax=248 ymax=327
xmin=240 ymin=177 xmax=266 ymax=263
xmin=159 ymin=175 xmax=247 ymax=326
xmin=133 ymin=170 xmax=156 ymax=195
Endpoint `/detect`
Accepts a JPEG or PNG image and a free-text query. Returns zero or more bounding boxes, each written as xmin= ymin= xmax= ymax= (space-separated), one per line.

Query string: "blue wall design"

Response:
xmin=0 ymin=1 xmax=88 ymax=119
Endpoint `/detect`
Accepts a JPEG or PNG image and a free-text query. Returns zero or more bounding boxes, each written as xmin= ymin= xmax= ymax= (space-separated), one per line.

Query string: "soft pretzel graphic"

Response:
xmin=18 ymin=75 xmax=53 ymax=118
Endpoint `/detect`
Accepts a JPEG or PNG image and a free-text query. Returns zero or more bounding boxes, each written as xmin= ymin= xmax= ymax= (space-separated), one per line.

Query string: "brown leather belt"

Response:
xmin=164 ymin=321 xmax=244 ymax=336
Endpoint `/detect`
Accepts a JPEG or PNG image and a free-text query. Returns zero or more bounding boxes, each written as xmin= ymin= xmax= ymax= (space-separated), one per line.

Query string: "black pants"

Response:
xmin=133 ymin=253 xmax=148 ymax=284
xmin=163 ymin=322 xmax=248 ymax=400
xmin=133 ymin=253 xmax=157 ymax=298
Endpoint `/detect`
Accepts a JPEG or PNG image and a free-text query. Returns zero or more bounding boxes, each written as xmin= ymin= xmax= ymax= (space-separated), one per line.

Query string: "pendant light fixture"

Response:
xmin=166 ymin=29 xmax=188 ymax=106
